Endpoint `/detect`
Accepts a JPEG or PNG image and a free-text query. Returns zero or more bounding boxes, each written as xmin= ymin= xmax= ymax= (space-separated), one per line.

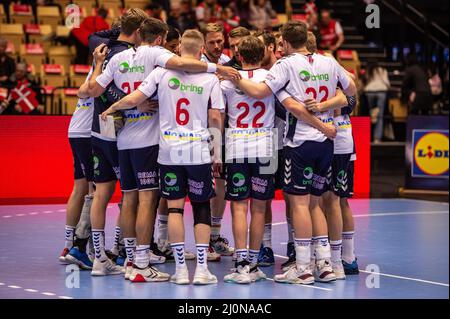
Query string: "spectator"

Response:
xmin=234 ymin=0 xmax=252 ymax=29
xmin=307 ymin=12 xmax=321 ymax=48
xmin=0 ymin=63 xmax=44 ymax=115
xmin=364 ymin=60 xmax=390 ymax=143
xmin=146 ymin=2 xmax=167 ymax=22
xmin=200 ymin=23 xmax=230 ymax=65
xmin=319 ymin=8 xmax=345 ymax=52
xmin=249 ymin=0 xmax=276 ymax=31
xmin=223 ymin=26 xmax=251 ymax=69
xmin=0 ymin=38 xmax=15 ymax=85
xmin=402 ymin=53 xmax=433 ymax=116
xmin=167 ymin=1 xmax=198 ymax=33
xmin=70 ymin=7 xmax=109 ymax=64
xmin=222 ymin=6 xmax=240 ymax=36
xmin=303 ymin=0 xmax=318 ymax=16
xmin=196 ymin=0 xmax=222 ymax=30
xmin=164 ymin=26 xmax=181 ymax=55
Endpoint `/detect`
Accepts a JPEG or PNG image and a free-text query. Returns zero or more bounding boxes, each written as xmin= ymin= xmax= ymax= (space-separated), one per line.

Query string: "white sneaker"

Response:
xmin=211 ymin=236 xmax=235 ymax=256
xmin=193 ymin=267 xmax=217 ymax=285
xmin=314 ymin=259 xmax=336 ymax=283
xmin=249 ymin=265 xmax=267 ymax=282
xmin=170 ymin=267 xmax=190 ymax=285
xmin=232 ymin=252 xmax=237 ymax=262
xmin=91 ymin=258 xmax=123 ymax=276
xmin=224 ymin=263 xmax=251 ymax=284
xmin=129 ymin=264 xmax=170 ymax=282
xmin=124 ymin=261 xmax=133 ymax=280
xmin=207 ymin=243 xmax=221 ymax=262
xmin=274 ymin=265 xmax=314 ymax=285
xmin=332 ymin=260 xmax=346 ymax=280
xmin=150 ymin=251 xmax=166 ymax=264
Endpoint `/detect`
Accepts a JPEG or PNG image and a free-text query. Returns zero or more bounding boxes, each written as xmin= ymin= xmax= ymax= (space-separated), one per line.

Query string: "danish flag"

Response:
xmin=10 ymin=80 xmax=39 ymax=114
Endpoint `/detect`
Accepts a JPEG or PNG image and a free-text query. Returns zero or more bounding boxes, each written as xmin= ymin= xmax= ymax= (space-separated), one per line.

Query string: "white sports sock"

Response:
xmin=342 ymin=231 xmax=356 ymax=263
xmin=92 ymin=229 xmax=107 ymax=261
xmin=135 ymin=245 xmax=150 ymax=269
xmin=113 ymin=226 xmax=121 ymax=250
xmin=196 ymin=244 xmax=208 ymax=268
xmin=157 ymin=214 xmax=168 ymax=242
xmin=171 ymin=242 xmax=186 ymax=269
xmin=315 ymin=236 xmax=331 ymax=261
xmin=294 ymin=238 xmax=311 ymax=267
xmin=248 ymin=249 xmax=259 ymax=266
xmin=263 ymin=223 xmax=272 ymax=248
xmin=124 ymin=237 xmax=136 ymax=263
xmin=211 ymin=216 xmax=222 ymax=240
xmin=311 ymin=237 xmax=317 ymax=261
xmin=286 ymin=217 xmax=294 ymax=243
xmin=330 ymin=240 xmax=342 ymax=263
xmin=64 ymin=225 xmax=75 ymax=249
xmin=235 ymin=249 xmax=248 ymax=263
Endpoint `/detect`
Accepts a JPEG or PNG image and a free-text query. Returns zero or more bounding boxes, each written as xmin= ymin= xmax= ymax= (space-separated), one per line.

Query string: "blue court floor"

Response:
xmin=0 ymin=198 xmax=448 ymax=299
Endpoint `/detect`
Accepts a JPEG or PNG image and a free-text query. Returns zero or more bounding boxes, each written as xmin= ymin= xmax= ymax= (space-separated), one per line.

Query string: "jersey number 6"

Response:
xmin=176 ymin=98 xmax=190 ymax=125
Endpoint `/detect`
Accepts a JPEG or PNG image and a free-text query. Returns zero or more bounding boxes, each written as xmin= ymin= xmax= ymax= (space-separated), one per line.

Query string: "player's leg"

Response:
xmin=257 ymin=201 xmax=274 ymax=266
xmin=120 ymin=190 xmax=137 ymax=279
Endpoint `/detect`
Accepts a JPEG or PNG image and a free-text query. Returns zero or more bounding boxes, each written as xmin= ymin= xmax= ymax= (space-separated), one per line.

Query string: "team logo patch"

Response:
xmin=164 ymin=172 xmax=178 ymax=186
xmin=93 ymin=156 xmax=99 ymax=169
xmin=299 ymin=70 xmax=311 ymax=82
xmin=232 ymin=173 xmax=246 ymax=187
xmin=303 ymin=167 xmax=313 ymax=180
xmin=168 ymin=77 xmax=181 ymax=90
xmin=412 ymin=130 xmax=449 ymax=177
xmin=119 ymin=61 xmax=145 ymax=73
xmin=119 ymin=62 xmax=129 ymax=73
xmin=299 ymin=69 xmax=329 ymax=82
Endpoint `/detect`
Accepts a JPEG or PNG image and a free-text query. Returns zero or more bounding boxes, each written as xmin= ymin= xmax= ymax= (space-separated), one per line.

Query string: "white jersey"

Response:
xmin=266 ymin=53 xmax=350 ymax=147
xmin=221 ymin=69 xmax=275 ymax=160
xmin=96 ymin=45 xmax=174 ymax=150
xmin=68 ymin=68 xmax=94 ymax=138
xmin=333 ymin=114 xmax=354 ymax=154
xmin=138 ymin=67 xmax=225 ymax=165
xmin=201 ymin=53 xmax=230 ymax=65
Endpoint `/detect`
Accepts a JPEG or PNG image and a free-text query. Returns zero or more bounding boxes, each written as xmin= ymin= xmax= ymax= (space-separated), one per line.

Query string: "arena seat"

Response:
xmin=337 ymin=50 xmax=361 ymax=78
xmin=72 ymin=0 xmax=96 ymax=10
xmin=0 ymin=5 xmax=6 ymax=24
xmin=25 ymin=24 xmax=53 ymax=52
xmin=40 ymin=64 xmax=68 ymax=88
xmin=0 ymin=24 xmax=25 ymax=53
xmin=10 ymin=3 xmax=35 ymax=24
xmin=48 ymin=46 xmax=73 ymax=75
xmin=37 ymin=6 xmax=62 ymax=32
xmin=6 ymin=41 xmax=17 ymax=62
xmin=124 ymin=0 xmax=149 ymax=10
xmin=61 ymin=88 xmax=80 ymax=114
xmin=98 ymin=0 xmax=122 ymax=17
xmin=70 ymin=64 xmax=91 ymax=87
xmin=20 ymin=44 xmax=46 ymax=74
xmin=27 ymin=64 xmax=37 ymax=78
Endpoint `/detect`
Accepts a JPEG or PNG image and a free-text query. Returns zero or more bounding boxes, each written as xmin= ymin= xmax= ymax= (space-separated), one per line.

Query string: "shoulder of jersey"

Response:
xmin=275 ymin=53 xmax=297 ymax=64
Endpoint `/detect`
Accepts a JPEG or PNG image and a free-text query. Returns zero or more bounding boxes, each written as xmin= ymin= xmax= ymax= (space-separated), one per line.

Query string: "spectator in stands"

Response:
xmin=307 ymin=12 xmax=321 ymax=48
xmin=0 ymin=62 xmax=44 ymax=115
xmin=0 ymin=38 xmax=15 ymax=85
xmin=428 ymin=64 xmax=443 ymax=114
xmin=146 ymin=2 xmax=167 ymax=22
xmin=319 ymin=8 xmax=345 ymax=52
xmin=196 ymin=0 xmax=222 ymax=30
xmin=234 ymin=0 xmax=252 ymax=29
xmin=167 ymin=1 xmax=198 ymax=33
xmin=364 ymin=60 xmax=390 ymax=143
xmin=249 ymin=0 xmax=276 ymax=31
xmin=402 ymin=53 xmax=433 ymax=116
xmin=303 ymin=0 xmax=318 ymax=16
xmin=164 ymin=26 xmax=181 ymax=55
xmin=222 ymin=6 xmax=240 ymax=36
xmin=70 ymin=7 xmax=110 ymax=65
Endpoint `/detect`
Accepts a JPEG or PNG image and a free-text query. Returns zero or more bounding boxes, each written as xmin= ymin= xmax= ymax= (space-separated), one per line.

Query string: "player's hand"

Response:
xmin=137 ymin=99 xmax=159 ymax=113
xmin=101 ymin=106 xmax=115 ymax=121
xmin=322 ymin=124 xmax=337 ymax=140
xmin=304 ymin=98 xmax=322 ymax=113
xmin=212 ymin=158 xmax=223 ymax=178
xmin=217 ymin=65 xmax=241 ymax=82
xmin=93 ymin=43 xmax=107 ymax=65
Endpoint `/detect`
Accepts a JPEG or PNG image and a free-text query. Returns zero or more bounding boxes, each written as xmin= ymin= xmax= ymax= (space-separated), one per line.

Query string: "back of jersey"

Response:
xmin=222 ymin=68 xmax=275 ymax=161
xmin=156 ymin=70 xmax=225 ymax=166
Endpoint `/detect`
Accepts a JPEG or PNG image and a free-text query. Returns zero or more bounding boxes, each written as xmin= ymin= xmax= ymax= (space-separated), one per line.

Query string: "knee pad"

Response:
xmin=168 ymin=207 xmax=184 ymax=215
xmin=192 ymin=201 xmax=211 ymax=226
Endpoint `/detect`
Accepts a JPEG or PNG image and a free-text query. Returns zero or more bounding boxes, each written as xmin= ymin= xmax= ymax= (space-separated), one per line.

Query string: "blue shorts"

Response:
xmin=274 ymin=149 xmax=284 ymax=190
xmin=283 ymin=139 xmax=334 ymax=196
xmin=159 ymin=164 xmax=215 ymax=202
xmin=69 ymin=138 xmax=94 ymax=182
xmin=91 ymin=136 xmax=120 ymax=183
xmin=325 ymin=153 xmax=354 ymax=198
xmin=119 ymin=145 xmax=159 ymax=192
xmin=225 ymin=158 xmax=275 ymax=201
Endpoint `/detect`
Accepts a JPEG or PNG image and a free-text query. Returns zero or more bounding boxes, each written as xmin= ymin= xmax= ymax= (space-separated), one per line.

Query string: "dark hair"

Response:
xmin=280 ymin=21 xmax=308 ymax=49
xmin=97 ymin=7 xmax=108 ymax=19
xmin=366 ymin=59 xmax=380 ymax=83
xmin=121 ymin=8 xmax=149 ymax=36
xmin=167 ymin=26 xmax=181 ymax=42
xmin=406 ymin=53 xmax=418 ymax=66
xmin=255 ymin=30 xmax=276 ymax=53
xmin=139 ymin=17 xmax=169 ymax=43
xmin=237 ymin=35 xmax=265 ymax=65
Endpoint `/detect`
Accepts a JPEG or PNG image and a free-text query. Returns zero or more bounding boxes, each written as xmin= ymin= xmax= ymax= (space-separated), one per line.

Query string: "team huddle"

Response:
xmin=59 ymin=8 xmax=360 ymax=286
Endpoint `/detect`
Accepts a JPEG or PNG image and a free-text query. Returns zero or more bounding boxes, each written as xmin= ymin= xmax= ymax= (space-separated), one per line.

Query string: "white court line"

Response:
xmin=272 ymin=210 xmax=449 ymax=227
xmin=58 ymin=209 xmax=66 ymax=212
xmin=24 ymin=289 xmax=38 ymax=293
xmin=8 ymin=285 xmax=21 ymax=289
xmin=29 ymin=212 xmax=38 ymax=215
xmin=2 ymin=215 xmax=11 ymax=218
xmin=42 ymin=292 xmax=56 ymax=296
xmin=15 ymin=214 xmax=25 ymax=217
xmin=0 ymin=281 xmax=73 ymax=299
xmin=358 ymin=270 xmax=449 ymax=287
xmin=265 ymin=277 xmax=333 ymax=291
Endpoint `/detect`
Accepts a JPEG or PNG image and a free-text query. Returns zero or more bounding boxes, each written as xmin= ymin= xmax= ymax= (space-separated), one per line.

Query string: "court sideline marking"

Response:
xmin=0 ymin=282 xmax=73 ymax=299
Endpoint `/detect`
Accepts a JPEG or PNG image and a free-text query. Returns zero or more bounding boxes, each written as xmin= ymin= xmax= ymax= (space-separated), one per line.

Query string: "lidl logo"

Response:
xmin=299 ymin=70 xmax=329 ymax=82
xmin=412 ymin=130 xmax=449 ymax=177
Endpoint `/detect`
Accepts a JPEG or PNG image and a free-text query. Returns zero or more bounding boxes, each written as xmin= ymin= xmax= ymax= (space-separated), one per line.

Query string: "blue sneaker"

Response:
xmin=342 ymin=258 xmax=359 ymax=275
xmin=281 ymin=242 xmax=296 ymax=271
xmin=286 ymin=242 xmax=295 ymax=257
xmin=257 ymin=245 xmax=275 ymax=267
xmin=65 ymin=246 xmax=93 ymax=270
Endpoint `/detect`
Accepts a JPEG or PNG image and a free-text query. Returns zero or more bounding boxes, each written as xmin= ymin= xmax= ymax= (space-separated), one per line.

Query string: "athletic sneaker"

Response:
xmin=150 ymin=251 xmax=166 ymax=264
xmin=273 ymin=265 xmax=314 ymax=285
xmin=65 ymin=246 xmax=93 ymax=270
xmin=224 ymin=261 xmax=251 ymax=284
xmin=157 ymin=240 xmax=194 ymax=261
xmin=342 ymin=258 xmax=359 ymax=275
xmin=91 ymin=258 xmax=123 ymax=276
xmin=207 ymin=242 xmax=221 ymax=262
xmin=249 ymin=265 xmax=267 ymax=282
xmin=332 ymin=261 xmax=346 ymax=280
xmin=281 ymin=255 xmax=296 ymax=272
xmin=211 ymin=236 xmax=234 ymax=256
xmin=58 ymin=248 xmax=70 ymax=264
xmin=314 ymin=259 xmax=336 ymax=283
xmin=286 ymin=242 xmax=295 ymax=258
xmin=129 ymin=264 xmax=170 ymax=282
xmin=116 ymin=249 xmax=126 ymax=267
xmin=124 ymin=261 xmax=133 ymax=280
xmin=170 ymin=267 xmax=190 ymax=285
xmin=257 ymin=245 xmax=275 ymax=267
xmin=193 ymin=267 xmax=218 ymax=285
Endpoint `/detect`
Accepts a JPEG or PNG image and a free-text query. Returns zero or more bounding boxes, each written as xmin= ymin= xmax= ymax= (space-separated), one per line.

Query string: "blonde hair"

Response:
xmin=181 ymin=29 xmax=205 ymax=55
xmin=203 ymin=23 xmax=224 ymax=35
xmin=229 ymin=26 xmax=251 ymax=39
xmin=306 ymin=31 xmax=317 ymax=53
xmin=120 ymin=8 xmax=149 ymax=36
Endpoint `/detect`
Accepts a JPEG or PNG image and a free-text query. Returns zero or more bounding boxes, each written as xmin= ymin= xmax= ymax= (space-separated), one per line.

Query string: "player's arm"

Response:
xmin=78 ymin=44 xmax=108 ymax=98
xmin=235 ymin=79 xmax=273 ymax=100
xmin=304 ymin=89 xmax=348 ymax=113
